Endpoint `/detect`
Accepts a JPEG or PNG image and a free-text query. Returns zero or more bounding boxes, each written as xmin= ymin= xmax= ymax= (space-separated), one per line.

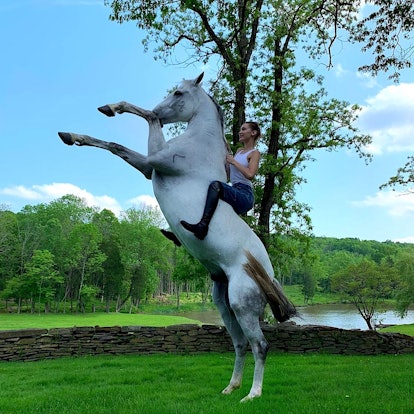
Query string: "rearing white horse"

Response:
xmin=58 ymin=73 xmax=296 ymax=402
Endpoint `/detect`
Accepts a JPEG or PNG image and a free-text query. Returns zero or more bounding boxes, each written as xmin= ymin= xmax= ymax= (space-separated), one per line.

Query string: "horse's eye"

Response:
xmin=174 ymin=90 xmax=183 ymax=96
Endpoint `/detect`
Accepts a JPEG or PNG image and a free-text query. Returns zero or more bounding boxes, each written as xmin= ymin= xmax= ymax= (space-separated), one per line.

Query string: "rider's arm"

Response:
xmin=226 ymin=150 xmax=260 ymax=180
xmin=225 ymin=143 xmax=233 ymax=181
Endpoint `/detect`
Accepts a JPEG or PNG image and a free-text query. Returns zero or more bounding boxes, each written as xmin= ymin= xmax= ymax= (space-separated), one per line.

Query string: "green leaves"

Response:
xmin=380 ymin=155 xmax=414 ymax=191
xmin=352 ymin=0 xmax=413 ymax=80
xmin=331 ymin=258 xmax=398 ymax=330
xmin=0 ymin=196 xmax=177 ymax=313
xmin=103 ymin=1 xmax=380 ymax=250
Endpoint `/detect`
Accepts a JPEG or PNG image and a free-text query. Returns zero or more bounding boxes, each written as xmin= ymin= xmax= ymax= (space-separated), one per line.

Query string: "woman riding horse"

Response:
xmin=58 ymin=74 xmax=296 ymax=402
xmin=181 ymin=122 xmax=261 ymax=240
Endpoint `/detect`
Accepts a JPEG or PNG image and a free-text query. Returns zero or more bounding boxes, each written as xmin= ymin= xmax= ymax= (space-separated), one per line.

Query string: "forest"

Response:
xmin=1 ymin=195 xmax=413 ymax=328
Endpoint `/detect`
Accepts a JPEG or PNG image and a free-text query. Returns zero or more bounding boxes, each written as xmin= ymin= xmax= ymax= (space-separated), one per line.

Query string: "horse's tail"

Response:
xmin=243 ymin=251 xmax=297 ymax=323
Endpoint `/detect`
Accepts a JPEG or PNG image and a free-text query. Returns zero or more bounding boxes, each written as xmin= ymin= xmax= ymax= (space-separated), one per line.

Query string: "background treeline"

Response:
xmin=0 ymin=195 xmax=210 ymax=314
xmin=1 ymin=196 xmax=413 ymax=319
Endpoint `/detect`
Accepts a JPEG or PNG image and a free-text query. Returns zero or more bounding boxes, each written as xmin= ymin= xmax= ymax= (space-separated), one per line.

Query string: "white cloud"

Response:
xmin=0 ymin=183 xmax=123 ymax=216
xmin=0 ymin=183 xmax=164 ymax=218
xmin=357 ymin=83 xmax=414 ymax=154
xmin=356 ymin=71 xmax=379 ymax=89
xmin=1 ymin=185 xmax=44 ymax=200
xmin=352 ymin=189 xmax=414 ymax=217
xmin=357 ymin=1 xmax=371 ymax=20
xmin=128 ymin=194 xmax=160 ymax=210
xmin=393 ymin=235 xmax=414 ymax=244
xmin=127 ymin=195 xmax=168 ymax=228
xmin=334 ymin=63 xmax=347 ymax=78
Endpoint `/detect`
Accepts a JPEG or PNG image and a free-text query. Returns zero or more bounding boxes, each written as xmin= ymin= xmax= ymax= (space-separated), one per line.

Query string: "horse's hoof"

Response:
xmin=240 ymin=389 xmax=261 ymax=403
xmin=222 ymin=383 xmax=240 ymax=395
xmin=98 ymin=105 xmax=115 ymax=117
xmin=58 ymin=132 xmax=74 ymax=146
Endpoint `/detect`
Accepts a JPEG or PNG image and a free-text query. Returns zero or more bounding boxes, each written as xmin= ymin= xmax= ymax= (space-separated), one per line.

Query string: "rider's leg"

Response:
xmin=180 ymin=181 xmax=222 ymax=240
xmin=160 ymin=229 xmax=182 ymax=247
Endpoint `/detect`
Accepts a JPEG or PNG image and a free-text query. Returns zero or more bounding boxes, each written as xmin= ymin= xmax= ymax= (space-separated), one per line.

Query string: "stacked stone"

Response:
xmin=1 ymin=323 xmax=413 ymax=362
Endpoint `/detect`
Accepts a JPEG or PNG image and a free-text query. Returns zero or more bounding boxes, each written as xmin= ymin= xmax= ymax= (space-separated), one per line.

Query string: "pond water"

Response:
xmin=180 ymin=304 xmax=414 ymax=330
xmin=292 ymin=304 xmax=414 ymax=330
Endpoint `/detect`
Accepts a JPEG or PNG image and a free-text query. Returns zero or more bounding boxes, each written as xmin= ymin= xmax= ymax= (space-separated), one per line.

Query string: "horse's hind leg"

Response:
xmin=236 ymin=309 xmax=269 ymax=402
xmin=58 ymin=132 xmax=153 ymax=179
xmin=227 ymin=280 xmax=269 ymax=402
xmin=212 ymin=281 xmax=248 ymax=395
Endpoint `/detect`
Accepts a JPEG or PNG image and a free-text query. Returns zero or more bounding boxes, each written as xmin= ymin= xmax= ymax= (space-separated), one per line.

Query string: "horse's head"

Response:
xmin=153 ymin=73 xmax=208 ymax=126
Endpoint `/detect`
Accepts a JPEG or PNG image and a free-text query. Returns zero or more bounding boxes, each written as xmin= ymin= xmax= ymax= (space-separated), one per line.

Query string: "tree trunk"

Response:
xmin=231 ymin=75 xmax=247 ymax=146
xmin=258 ymin=38 xmax=283 ymax=246
xmin=176 ymin=283 xmax=180 ymax=309
xmin=364 ymin=316 xmax=374 ymax=331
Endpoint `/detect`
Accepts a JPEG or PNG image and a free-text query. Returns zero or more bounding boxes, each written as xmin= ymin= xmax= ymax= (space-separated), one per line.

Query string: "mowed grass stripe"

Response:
xmin=0 ymin=353 xmax=413 ymax=414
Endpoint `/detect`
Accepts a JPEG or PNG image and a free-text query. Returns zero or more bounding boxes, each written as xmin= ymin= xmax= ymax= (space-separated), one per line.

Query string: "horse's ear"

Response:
xmin=195 ymin=73 xmax=204 ymax=85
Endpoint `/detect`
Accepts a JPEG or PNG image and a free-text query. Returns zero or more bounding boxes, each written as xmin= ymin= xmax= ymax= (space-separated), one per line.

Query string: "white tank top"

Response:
xmin=229 ymin=149 xmax=256 ymax=187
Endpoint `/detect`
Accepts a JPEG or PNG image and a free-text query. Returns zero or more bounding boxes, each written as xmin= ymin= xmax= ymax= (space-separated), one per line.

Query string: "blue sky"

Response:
xmin=1 ymin=1 xmax=414 ymax=243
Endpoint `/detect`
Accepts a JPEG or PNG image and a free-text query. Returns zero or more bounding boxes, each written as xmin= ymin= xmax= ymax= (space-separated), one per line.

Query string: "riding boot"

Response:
xmin=160 ymin=229 xmax=182 ymax=247
xmin=181 ymin=181 xmax=221 ymax=240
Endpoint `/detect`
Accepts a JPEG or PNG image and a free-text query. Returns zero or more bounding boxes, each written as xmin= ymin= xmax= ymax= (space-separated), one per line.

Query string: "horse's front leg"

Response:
xmin=58 ymin=132 xmax=153 ymax=179
xmin=97 ymin=101 xmax=152 ymax=120
xmin=98 ymin=102 xmax=167 ymax=155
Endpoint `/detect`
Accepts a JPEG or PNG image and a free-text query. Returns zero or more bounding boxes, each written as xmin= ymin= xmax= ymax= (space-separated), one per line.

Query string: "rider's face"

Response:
xmin=239 ymin=124 xmax=255 ymax=142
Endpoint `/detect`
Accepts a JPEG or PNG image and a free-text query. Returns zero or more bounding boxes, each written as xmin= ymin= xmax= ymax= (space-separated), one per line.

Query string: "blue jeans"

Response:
xmin=220 ymin=182 xmax=254 ymax=215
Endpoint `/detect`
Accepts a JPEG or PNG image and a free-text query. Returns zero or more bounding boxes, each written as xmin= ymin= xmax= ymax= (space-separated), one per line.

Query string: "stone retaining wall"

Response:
xmin=1 ymin=323 xmax=413 ymax=362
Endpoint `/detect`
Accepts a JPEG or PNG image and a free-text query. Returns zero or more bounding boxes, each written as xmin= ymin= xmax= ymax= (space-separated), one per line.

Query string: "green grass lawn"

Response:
xmin=0 ymin=312 xmax=201 ymax=331
xmin=283 ymin=284 xmax=342 ymax=305
xmin=380 ymin=323 xmax=414 ymax=336
xmin=1 ymin=311 xmax=413 ymax=336
xmin=0 ymin=353 xmax=412 ymax=414
xmin=0 ymin=308 xmax=413 ymax=413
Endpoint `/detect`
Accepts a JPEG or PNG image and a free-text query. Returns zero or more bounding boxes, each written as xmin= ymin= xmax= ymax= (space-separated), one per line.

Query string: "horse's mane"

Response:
xmin=180 ymin=78 xmax=227 ymax=151
xmin=207 ymin=93 xmax=228 ymax=151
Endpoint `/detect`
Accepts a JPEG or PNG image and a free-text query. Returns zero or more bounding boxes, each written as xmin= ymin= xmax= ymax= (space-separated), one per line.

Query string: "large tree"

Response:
xmin=92 ymin=209 xmax=125 ymax=312
xmin=356 ymin=0 xmax=414 ymax=191
xmin=63 ymin=223 xmax=105 ymax=312
xmin=116 ymin=207 xmax=173 ymax=311
xmin=0 ymin=209 xmax=19 ymax=291
xmin=106 ymin=0 xmax=372 ymax=251
xmin=394 ymin=249 xmax=414 ymax=317
xmin=24 ymin=249 xmax=63 ymax=313
xmin=331 ymin=259 xmax=398 ymax=330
